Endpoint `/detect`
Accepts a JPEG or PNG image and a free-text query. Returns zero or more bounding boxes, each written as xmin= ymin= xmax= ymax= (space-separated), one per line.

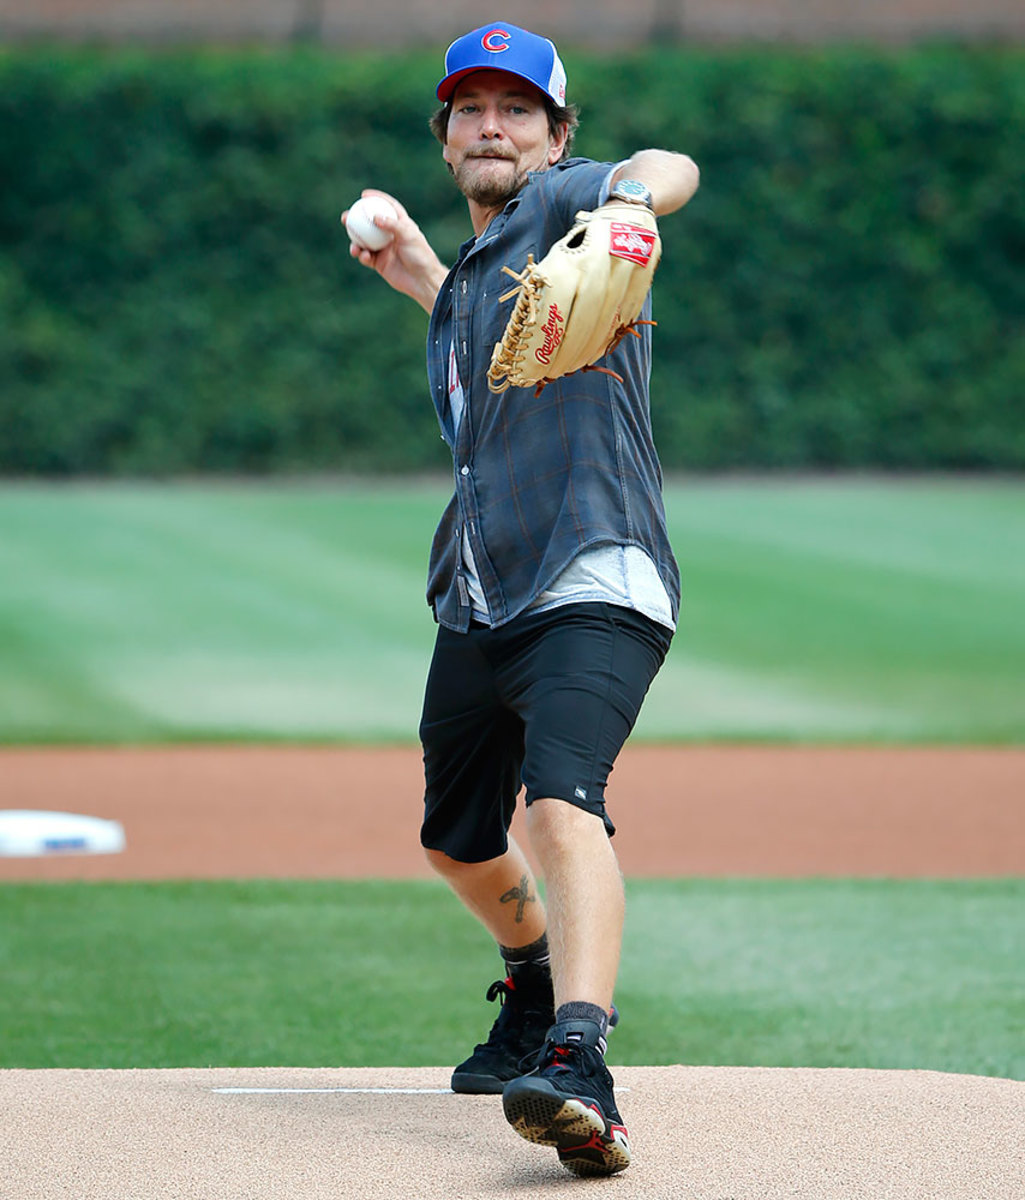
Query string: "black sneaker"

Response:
xmin=450 ymin=972 xmax=555 ymax=1095
xmin=502 ymin=1019 xmax=631 ymax=1177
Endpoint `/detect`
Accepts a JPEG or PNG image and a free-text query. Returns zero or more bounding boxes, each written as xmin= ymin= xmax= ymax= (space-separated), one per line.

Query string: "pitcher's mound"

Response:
xmin=3 ymin=1065 xmax=1021 ymax=1199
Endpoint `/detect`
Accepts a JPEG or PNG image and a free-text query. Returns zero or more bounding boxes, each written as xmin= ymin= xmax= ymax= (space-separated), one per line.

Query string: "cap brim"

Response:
xmin=436 ymin=66 xmax=549 ymax=104
xmin=436 ymin=67 xmax=482 ymax=102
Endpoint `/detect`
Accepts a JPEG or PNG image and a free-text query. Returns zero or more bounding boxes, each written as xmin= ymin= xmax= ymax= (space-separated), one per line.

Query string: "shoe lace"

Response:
xmin=471 ymin=975 xmax=554 ymax=1055
xmin=469 ymin=978 xmax=523 ymax=1053
xmin=485 ymin=977 xmax=514 ymax=1006
xmin=518 ymin=1031 xmax=586 ymax=1076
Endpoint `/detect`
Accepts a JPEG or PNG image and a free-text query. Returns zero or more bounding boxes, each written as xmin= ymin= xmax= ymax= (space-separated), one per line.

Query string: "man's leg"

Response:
xmin=424 ymin=835 xmax=546 ymax=948
xmin=524 ymin=798 xmax=623 ymax=1012
xmin=419 ymin=623 xmax=558 ymax=1093
xmin=502 ymin=800 xmax=631 ymax=1177
xmin=501 ymin=605 xmax=672 ymax=1177
xmin=427 ymin=836 xmax=557 ymax=1094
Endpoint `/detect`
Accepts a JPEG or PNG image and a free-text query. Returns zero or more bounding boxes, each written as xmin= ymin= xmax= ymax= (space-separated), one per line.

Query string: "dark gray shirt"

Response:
xmin=425 ymin=157 xmax=680 ymax=633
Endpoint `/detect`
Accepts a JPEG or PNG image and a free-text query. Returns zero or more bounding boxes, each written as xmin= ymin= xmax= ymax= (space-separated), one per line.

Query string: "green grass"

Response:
xmin=2 ymin=480 xmax=1017 ymax=1081
xmin=0 ymin=477 xmax=1023 ymax=742
xmin=0 ymin=879 xmax=1020 ymax=1079
xmin=657 ymin=478 xmax=1025 ymax=741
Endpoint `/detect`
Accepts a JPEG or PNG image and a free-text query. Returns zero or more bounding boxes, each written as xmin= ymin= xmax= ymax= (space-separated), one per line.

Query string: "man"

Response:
xmin=346 ymin=22 xmax=698 ymax=1177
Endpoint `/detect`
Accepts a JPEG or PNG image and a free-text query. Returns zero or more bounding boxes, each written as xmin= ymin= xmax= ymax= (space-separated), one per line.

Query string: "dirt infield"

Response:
xmin=3 ymin=744 xmax=1023 ymax=1198
xmin=1 ymin=744 xmax=1023 ymax=880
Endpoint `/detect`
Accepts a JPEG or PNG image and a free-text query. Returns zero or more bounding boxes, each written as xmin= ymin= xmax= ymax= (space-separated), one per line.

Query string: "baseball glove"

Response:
xmin=486 ymin=200 xmax=662 ymax=396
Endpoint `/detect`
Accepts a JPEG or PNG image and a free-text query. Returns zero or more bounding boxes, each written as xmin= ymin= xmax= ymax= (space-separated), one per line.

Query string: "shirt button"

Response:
xmin=460 ymin=465 xmax=469 ymax=476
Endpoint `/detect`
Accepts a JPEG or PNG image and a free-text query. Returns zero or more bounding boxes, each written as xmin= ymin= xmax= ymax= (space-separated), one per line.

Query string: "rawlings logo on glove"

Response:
xmin=486 ymin=200 xmax=662 ymax=396
xmin=536 ymin=303 xmax=566 ymax=365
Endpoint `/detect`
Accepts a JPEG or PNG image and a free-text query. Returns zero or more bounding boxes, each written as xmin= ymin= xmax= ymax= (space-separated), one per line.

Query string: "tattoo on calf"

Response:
xmin=500 ymin=874 xmax=535 ymax=923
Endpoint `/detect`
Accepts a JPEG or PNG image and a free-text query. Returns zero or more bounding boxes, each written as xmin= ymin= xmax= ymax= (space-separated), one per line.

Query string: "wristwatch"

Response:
xmin=610 ymin=178 xmax=654 ymax=209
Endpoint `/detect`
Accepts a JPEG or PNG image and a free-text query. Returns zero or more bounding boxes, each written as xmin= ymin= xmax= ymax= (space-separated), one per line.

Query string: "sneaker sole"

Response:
xmin=450 ymin=1071 xmax=508 ymax=1095
xmin=502 ymin=1078 xmax=631 ymax=1177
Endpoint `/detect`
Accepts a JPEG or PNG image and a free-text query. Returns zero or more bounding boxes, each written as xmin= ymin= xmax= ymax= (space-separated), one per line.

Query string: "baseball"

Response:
xmin=345 ymin=195 xmax=396 ymax=251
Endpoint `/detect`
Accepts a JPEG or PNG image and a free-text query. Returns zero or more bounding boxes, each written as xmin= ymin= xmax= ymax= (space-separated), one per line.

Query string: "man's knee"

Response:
xmin=424 ymin=844 xmax=500 ymax=879
xmin=424 ymin=845 xmax=460 ymax=877
xmin=527 ymin=795 xmax=615 ymax=846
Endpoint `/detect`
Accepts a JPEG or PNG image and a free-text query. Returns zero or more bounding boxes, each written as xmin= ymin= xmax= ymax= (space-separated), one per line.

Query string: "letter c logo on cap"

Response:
xmin=481 ymin=29 xmax=511 ymax=53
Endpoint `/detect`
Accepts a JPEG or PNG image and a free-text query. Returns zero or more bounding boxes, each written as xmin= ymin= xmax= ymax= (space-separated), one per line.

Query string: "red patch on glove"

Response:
xmin=609 ymin=223 xmax=657 ymax=266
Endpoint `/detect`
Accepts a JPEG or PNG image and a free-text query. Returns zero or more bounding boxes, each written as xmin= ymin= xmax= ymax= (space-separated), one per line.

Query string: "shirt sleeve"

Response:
xmin=599 ymin=160 xmax=630 ymax=205
xmin=538 ymin=158 xmax=618 ymax=227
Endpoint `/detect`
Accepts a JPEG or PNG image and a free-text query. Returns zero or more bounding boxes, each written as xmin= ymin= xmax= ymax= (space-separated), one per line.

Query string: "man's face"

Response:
xmin=443 ymin=70 xmax=567 ymax=209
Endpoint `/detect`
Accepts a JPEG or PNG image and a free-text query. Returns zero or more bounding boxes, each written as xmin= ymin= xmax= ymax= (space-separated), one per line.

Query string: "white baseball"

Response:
xmin=345 ymin=195 xmax=396 ymax=251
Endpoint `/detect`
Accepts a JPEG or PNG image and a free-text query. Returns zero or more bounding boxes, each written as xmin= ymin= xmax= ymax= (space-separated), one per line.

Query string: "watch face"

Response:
xmin=614 ymin=179 xmax=652 ymax=205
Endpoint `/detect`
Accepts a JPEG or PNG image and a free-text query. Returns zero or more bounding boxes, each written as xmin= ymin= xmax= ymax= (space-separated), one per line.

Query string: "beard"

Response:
xmin=451 ymin=150 xmax=531 ymax=208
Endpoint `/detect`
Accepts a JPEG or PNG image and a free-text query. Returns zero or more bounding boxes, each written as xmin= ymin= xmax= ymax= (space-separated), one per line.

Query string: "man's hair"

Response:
xmin=429 ymin=95 xmax=580 ymax=162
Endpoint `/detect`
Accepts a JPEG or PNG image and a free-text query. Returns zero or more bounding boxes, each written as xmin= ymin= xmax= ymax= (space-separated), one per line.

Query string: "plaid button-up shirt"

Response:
xmin=425 ymin=157 xmax=680 ymax=633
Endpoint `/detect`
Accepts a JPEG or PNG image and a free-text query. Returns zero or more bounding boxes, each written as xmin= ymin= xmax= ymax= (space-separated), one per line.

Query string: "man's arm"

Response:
xmin=345 ymin=189 xmax=450 ymax=315
xmin=610 ymin=150 xmax=700 ymax=217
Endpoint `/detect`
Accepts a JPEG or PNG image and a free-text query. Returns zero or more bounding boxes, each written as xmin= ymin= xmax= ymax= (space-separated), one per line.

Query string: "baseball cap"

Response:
xmin=437 ymin=23 xmax=567 ymax=106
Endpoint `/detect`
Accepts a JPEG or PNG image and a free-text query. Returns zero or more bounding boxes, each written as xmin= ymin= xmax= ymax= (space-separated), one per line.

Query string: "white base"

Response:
xmin=0 ymin=810 xmax=126 ymax=857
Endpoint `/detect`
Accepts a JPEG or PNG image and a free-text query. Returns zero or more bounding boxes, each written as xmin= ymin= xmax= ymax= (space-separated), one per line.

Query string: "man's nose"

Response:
xmin=480 ymin=107 xmax=504 ymax=138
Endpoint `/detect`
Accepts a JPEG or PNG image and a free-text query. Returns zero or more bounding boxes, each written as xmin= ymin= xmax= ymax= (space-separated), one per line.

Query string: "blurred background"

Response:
xmin=0 ymin=4 xmax=1022 ymax=743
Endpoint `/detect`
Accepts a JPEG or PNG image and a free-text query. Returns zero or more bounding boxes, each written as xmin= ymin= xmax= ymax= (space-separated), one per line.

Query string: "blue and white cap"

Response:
xmin=437 ymin=23 xmax=567 ymax=106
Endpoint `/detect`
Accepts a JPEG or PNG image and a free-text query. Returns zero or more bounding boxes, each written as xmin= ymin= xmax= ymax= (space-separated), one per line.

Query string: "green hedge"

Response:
xmin=1 ymin=45 xmax=1022 ymax=473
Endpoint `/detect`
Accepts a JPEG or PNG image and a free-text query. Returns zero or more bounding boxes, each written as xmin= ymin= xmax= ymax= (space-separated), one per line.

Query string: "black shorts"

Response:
xmin=419 ymin=602 xmax=672 ymax=864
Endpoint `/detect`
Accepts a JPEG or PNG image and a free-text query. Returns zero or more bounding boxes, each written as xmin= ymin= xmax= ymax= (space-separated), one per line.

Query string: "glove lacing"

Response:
xmin=486 ymin=257 xmax=655 ymax=398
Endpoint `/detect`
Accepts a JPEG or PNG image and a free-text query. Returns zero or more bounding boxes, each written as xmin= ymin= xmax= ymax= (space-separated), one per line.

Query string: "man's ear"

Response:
xmin=547 ymin=122 xmax=569 ymax=164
